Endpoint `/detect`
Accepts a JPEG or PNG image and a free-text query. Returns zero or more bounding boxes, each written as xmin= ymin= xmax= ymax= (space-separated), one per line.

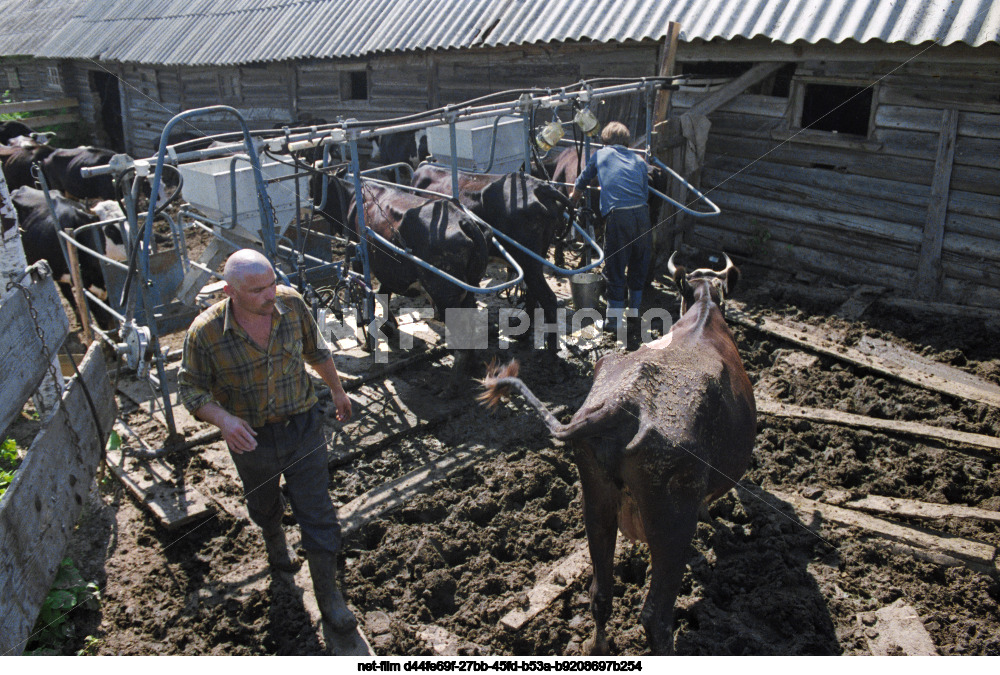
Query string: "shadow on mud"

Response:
xmin=669 ymin=481 xmax=841 ymax=655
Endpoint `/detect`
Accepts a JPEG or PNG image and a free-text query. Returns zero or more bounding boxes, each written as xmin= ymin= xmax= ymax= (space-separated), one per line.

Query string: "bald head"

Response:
xmin=223 ymin=249 xmax=273 ymax=290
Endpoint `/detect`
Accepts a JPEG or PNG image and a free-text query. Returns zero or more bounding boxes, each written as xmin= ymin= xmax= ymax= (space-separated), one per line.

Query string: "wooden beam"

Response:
xmin=0 ymin=271 xmax=69 ymax=438
xmin=836 ymin=494 xmax=1000 ymax=525
xmin=500 ymin=535 xmax=630 ymax=631
xmin=727 ymin=304 xmax=1000 ymax=409
xmin=686 ymin=62 xmax=786 ymax=118
xmin=0 ymin=344 xmax=116 ymax=655
xmin=104 ymin=422 xmax=216 ymax=530
xmin=23 ymin=114 xmax=80 ymax=129
xmin=756 ymin=398 xmax=1000 ymax=453
xmin=772 ymin=490 xmax=998 ymax=574
xmin=0 ymin=98 xmax=78 ymax=115
xmin=859 ymin=599 xmax=938 ymax=656
xmin=834 ymin=285 xmax=886 ymax=321
xmin=652 ymin=22 xmax=681 ymax=155
xmin=416 ymin=624 xmax=485 ymax=656
xmin=915 ymin=108 xmax=959 ymax=299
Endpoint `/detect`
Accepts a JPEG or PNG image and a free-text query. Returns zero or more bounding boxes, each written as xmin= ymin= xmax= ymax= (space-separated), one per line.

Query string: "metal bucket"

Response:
xmin=570 ymin=273 xmax=605 ymax=311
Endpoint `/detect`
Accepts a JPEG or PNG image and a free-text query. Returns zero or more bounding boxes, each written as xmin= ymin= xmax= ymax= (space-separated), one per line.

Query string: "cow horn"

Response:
xmin=721 ymin=252 xmax=735 ymax=274
xmin=667 ymin=251 xmax=679 ymax=279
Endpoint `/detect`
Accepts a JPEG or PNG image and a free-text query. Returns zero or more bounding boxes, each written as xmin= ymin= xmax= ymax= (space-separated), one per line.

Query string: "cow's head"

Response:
xmin=667 ymin=251 xmax=740 ymax=315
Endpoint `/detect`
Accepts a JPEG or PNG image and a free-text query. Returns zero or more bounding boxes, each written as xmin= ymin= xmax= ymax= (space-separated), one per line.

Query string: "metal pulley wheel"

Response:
xmin=118 ymin=320 xmax=153 ymax=378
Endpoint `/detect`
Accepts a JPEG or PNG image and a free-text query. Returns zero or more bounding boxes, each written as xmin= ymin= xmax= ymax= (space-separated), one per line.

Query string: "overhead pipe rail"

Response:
xmin=63 ymin=77 xmax=719 ymax=443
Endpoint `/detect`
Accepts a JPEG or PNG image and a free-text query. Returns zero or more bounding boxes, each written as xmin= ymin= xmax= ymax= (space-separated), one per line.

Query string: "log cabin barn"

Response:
xmin=0 ymin=0 xmax=997 ymax=306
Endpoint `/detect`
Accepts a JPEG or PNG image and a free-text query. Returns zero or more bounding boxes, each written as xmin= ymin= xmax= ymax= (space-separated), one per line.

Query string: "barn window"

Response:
xmin=4 ymin=67 xmax=19 ymax=90
xmin=219 ymin=71 xmax=241 ymax=103
xmin=46 ymin=66 xmax=61 ymax=89
xmin=799 ymin=83 xmax=873 ymax=136
xmin=340 ymin=70 xmax=368 ymax=101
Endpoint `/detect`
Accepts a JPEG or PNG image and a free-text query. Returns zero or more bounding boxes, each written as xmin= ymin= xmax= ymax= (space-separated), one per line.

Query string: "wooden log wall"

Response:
xmin=47 ymin=39 xmax=997 ymax=307
xmin=679 ymin=54 xmax=1000 ymax=307
xmin=0 ymin=58 xmax=64 ymax=103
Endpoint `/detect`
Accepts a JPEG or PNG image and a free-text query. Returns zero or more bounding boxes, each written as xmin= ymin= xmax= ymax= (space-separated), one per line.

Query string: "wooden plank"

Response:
xmin=416 ymin=624 xmax=485 ymax=656
xmin=835 ymin=285 xmax=886 ymax=320
xmin=0 ymin=97 xmax=78 ymax=114
xmin=104 ymin=421 xmax=216 ymax=530
xmin=916 ymin=109 xmax=959 ymax=299
xmin=755 ymin=398 xmax=1000 ymax=453
xmin=727 ymin=304 xmax=1000 ymax=409
xmin=755 ymin=280 xmax=1000 ymax=323
xmin=878 ymin=296 xmax=1000 ymax=323
xmin=500 ymin=535 xmax=629 ymax=631
xmin=0 ymin=271 xmax=70 ymax=438
xmin=686 ymin=62 xmax=786 ymax=118
xmin=772 ymin=490 xmax=998 ymax=574
xmin=337 ymin=444 xmax=495 ymax=536
xmin=859 ymin=599 xmax=938 ymax=656
xmin=500 ymin=541 xmax=591 ymax=630
xmin=24 ymin=113 xmax=80 ymax=129
xmin=0 ymin=344 xmax=116 ymax=655
xmin=836 ymin=494 xmax=1000 ymax=525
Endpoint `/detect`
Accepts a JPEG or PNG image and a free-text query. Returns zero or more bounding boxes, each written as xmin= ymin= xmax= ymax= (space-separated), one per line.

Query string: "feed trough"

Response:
xmin=178 ymin=154 xmax=308 ymax=241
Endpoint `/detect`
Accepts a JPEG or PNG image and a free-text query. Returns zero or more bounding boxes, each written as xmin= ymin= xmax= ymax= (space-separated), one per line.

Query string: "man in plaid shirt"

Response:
xmin=179 ymin=248 xmax=357 ymax=633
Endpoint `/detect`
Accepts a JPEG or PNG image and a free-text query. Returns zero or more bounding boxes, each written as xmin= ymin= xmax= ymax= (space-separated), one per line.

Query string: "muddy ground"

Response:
xmin=13 ymin=242 xmax=1000 ymax=657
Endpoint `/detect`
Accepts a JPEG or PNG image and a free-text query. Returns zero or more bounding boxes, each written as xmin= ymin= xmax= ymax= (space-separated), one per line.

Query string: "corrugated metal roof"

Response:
xmin=1 ymin=0 xmax=996 ymax=66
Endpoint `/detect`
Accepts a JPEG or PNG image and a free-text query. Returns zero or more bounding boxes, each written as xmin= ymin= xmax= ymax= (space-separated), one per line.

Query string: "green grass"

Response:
xmin=0 ymin=437 xmax=20 ymax=498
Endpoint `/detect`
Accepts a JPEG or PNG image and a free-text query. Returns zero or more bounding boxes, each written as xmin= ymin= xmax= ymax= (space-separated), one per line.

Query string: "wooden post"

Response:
xmin=915 ymin=108 xmax=958 ymax=300
xmin=63 ymin=235 xmax=94 ymax=345
xmin=0 ymin=171 xmax=64 ymax=419
xmin=651 ymin=23 xmax=681 ymax=255
xmin=652 ymin=22 xmax=681 ymax=156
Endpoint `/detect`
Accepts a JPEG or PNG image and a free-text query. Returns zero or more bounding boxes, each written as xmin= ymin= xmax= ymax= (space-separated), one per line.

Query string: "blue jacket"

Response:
xmin=574 ymin=145 xmax=648 ymax=216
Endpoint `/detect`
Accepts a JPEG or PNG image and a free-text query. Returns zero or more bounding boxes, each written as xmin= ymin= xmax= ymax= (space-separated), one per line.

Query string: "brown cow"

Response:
xmin=479 ymin=252 xmax=756 ymax=655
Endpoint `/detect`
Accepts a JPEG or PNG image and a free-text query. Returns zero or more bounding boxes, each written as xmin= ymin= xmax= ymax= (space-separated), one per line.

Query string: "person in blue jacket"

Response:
xmin=569 ymin=121 xmax=651 ymax=335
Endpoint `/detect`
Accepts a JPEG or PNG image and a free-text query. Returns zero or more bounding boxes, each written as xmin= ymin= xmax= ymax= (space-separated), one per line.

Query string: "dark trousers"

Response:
xmin=229 ymin=404 xmax=342 ymax=555
xmin=603 ymin=205 xmax=652 ymax=302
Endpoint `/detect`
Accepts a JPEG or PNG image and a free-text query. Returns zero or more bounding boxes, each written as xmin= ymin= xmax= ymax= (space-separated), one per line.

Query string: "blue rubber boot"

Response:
xmin=605 ymin=299 xmax=626 ymax=334
xmin=628 ymin=290 xmax=643 ymax=317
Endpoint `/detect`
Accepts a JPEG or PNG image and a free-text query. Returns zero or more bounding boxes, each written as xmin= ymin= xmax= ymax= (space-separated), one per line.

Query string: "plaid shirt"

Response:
xmin=178 ymin=285 xmax=332 ymax=428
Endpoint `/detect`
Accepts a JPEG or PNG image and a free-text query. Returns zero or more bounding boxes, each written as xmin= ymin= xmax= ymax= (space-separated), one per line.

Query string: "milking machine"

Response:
xmin=40 ymin=77 xmax=719 ymax=445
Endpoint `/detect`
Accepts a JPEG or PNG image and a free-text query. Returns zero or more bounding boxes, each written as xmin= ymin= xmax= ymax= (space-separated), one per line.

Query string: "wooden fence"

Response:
xmin=0 ymin=262 xmax=116 ymax=655
xmin=0 ymin=97 xmax=80 ymax=129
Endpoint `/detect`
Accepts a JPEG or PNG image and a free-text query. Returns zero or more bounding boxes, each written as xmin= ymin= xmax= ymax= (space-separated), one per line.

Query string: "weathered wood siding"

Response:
xmin=680 ymin=52 xmax=1000 ymax=307
xmin=35 ymin=38 xmax=997 ymax=307
xmin=0 ymin=58 xmax=66 ymax=102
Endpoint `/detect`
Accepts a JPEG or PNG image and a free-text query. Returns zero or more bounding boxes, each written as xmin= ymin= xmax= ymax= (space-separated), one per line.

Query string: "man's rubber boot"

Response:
xmin=307 ymin=551 xmax=358 ymax=633
xmin=264 ymin=528 xmax=301 ymax=573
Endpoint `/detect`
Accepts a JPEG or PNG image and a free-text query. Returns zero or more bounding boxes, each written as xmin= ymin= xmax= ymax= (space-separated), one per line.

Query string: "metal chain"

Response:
xmin=6 ymin=262 xmax=95 ymax=461
xmin=6 ymin=261 xmax=61 ymax=387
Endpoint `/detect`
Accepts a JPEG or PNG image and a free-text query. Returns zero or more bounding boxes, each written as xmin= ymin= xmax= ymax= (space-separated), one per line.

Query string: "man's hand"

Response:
xmin=331 ymin=389 xmax=352 ymax=422
xmin=219 ymin=412 xmax=258 ymax=454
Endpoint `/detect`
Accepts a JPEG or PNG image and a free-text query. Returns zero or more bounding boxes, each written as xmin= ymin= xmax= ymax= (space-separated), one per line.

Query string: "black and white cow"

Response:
xmin=12 ymin=187 xmax=127 ymax=330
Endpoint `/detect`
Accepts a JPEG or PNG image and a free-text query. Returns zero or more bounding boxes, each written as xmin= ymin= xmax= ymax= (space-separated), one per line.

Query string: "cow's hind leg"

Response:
xmin=575 ymin=449 xmax=620 ymax=656
xmin=629 ymin=472 xmax=702 ymax=655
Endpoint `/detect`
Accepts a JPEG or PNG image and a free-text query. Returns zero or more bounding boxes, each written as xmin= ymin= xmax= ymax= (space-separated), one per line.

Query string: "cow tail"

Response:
xmin=478 ymin=359 xmax=568 ymax=435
